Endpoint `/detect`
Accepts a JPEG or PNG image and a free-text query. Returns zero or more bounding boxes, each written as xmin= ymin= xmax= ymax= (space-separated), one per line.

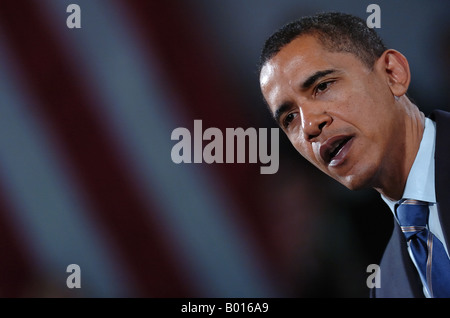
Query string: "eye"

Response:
xmin=283 ymin=112 xmax=298 ymax=129
xmin=314 ymin=80 xmax=334 ymax=96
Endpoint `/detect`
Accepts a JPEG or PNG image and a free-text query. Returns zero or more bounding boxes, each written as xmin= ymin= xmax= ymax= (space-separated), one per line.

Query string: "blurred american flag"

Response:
xmin=0 ymin=0 xmax=317 ymax=297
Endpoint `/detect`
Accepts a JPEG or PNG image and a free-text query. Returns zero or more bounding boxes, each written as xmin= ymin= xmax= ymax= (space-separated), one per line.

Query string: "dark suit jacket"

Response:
xmin=371 ymin=109 xmax=450 ymax=298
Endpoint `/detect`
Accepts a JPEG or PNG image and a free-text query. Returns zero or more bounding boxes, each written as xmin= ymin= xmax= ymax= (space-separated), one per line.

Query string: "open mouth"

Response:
xmin=330 ymin=137 xmax=351 ymax=159
xmin=320 ymin=135 xmax=354 ymax=167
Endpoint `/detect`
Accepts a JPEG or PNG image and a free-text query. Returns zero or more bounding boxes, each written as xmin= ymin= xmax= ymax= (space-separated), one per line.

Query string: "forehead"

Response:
xmin=273 ymin=35 xmax=330 ymax=67
xmin=260 ymin=35 xmax=365 ymax=108
xmin=259 ymin=36 xmax=329 ymax=108
xmin=260 ymin=35 xmax=334 ymax=86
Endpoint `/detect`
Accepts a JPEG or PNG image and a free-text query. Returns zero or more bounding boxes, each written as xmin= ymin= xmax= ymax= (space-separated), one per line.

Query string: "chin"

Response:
xmin=336 ymin=161 xmax=379 ymax=191
xmin=339 ymin=174 xmax=372 ymax=191
xmin=344 ymin=182 xmax=366 ymax=191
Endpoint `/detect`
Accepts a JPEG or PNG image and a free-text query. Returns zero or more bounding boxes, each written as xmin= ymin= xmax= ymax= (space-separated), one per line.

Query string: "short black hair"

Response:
xmin=259 ymin=12 xmax=387 ymax=73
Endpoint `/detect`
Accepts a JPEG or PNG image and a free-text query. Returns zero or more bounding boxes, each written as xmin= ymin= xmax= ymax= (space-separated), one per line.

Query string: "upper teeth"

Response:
xmin=330 ymin=141 xmax=343 ymax=154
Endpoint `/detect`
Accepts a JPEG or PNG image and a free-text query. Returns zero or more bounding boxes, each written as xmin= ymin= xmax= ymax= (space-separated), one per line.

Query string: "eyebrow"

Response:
xmin=273 ymin=69 xmax=338 ymax=125
xmin=301 ymin=69 xmax=337 ymax=90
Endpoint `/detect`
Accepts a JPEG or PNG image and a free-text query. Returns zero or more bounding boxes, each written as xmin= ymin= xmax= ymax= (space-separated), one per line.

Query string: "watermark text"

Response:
xmin=171 ymin=120 xmax=279 ymax=174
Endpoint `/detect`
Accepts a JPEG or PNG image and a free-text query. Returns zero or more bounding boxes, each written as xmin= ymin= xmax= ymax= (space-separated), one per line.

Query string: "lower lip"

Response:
xmin=329 ymin=137 xmax=354 ymax=167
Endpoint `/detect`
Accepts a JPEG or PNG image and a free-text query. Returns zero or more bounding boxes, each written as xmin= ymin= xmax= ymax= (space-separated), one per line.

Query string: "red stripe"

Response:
xmin=120 ymin=0 xmax=280 ymax=275
xmin=0 ymin=1 xmax=192 ymax=297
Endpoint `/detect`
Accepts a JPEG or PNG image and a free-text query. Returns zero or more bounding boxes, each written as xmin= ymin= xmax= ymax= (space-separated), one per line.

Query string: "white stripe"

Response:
xmin=41 ymin=0 xmax=277 ymax=296
xmin=0 ymin=27 xmax=132 ymax=297
xmin=427 ymin=232 xmax=433 ymax=297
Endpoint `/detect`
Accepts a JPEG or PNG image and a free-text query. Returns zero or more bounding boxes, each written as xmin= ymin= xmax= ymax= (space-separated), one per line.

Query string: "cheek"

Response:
xmin=293 ymin=139 xmax=324 ymax=169
xmin=322 ymin=85 xmax=365 ymax=120
xmin=291 ymin=137 xmax=313 ymax=159
xmin=333 ymin=87 xmax=385 ymax=134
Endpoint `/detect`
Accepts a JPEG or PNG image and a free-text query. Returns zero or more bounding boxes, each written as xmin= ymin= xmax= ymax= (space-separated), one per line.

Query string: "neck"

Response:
xmin=374 ymin=96 xmax=425 ymax=201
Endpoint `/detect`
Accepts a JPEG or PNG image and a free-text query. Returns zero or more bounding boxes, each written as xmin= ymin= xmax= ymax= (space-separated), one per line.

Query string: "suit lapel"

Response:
xmin=374 ymin=221 xmax=423 ymax=297
xmin=430 ymin=110 xmax=450 ymax=249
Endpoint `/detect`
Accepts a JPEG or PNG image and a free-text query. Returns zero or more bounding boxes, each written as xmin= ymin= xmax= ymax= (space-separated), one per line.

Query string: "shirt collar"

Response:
xmin=381 ymin=117 xmax=436 ymax=213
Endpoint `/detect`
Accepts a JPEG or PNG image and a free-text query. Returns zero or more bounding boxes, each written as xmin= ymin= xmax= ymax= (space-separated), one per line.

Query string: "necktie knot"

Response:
xmin=396 ymin=199 xmax=429 ymax=239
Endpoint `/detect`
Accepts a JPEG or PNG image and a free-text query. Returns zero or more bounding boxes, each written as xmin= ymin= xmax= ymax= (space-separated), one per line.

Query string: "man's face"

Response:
xmin=260 ymin=35 xmax=403 ymax=191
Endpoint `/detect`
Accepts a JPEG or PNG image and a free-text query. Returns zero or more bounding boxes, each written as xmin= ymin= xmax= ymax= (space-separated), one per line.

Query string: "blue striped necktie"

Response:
xmin=396 ymin=199 xmax=450 ymax=297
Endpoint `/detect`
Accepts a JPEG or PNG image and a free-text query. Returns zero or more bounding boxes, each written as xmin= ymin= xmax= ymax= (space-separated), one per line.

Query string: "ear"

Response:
xmin=375 ymin=49 xmax=411 ymax=97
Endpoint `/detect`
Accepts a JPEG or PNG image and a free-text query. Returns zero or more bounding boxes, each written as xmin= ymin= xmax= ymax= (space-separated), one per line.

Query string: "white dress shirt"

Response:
xmin=381 ymin=117 xmax=448 ymax=298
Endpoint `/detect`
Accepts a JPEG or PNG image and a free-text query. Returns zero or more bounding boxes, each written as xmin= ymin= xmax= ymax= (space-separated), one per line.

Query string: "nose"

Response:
xmin=300 ymin=108 xmax=332 ymax=141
